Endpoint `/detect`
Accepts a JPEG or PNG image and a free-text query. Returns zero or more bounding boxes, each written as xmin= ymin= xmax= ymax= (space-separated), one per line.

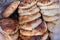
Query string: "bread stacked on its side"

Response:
xmin=18 ymin=0 xmax=48 ymax=40
xmin=19 ymin=22 xmax=48 ymax=40
xmin=37 ymin=0 xmax=59 ymax=33
xmin=2 ymin=1 xmax=20 ymax=18
xmin=1 ymin=1 xmax=20 ymax=40
xmin=1 ymin=0 xmax=59 ymax=40
xmin=37 ymin=0 xmax=59 ymax=40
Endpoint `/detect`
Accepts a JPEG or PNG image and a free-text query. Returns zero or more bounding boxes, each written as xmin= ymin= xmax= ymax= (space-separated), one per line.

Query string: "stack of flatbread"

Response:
xmin=18 ymin=0 xmax=48 ymax=40
xmin=37 ymin=0 xmax=60 ymax=40
xmin=2 ymin=1 xmax=20 ymax=40
xmin=37 ymin=0 xmax=60 ymax=33
xmin=1 ymin=0 xmax=59 ymax=40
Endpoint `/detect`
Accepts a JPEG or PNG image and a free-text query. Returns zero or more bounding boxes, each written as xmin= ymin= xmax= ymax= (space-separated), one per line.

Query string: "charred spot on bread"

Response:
xmin=0 ymin=18 xmax=18 ymax=32
xmin=38 ymin=0 xmax=50 ymax=4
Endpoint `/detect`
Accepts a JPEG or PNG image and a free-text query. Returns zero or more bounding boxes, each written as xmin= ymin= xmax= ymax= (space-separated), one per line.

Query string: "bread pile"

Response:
xmin=1 ymin=1 xmax=20 ymax=40
xmin=1 ymin=0 xmax=59 ymax=40
xmin=37 ymin=0 xmax=59 ymax=32
xmin=37 ymin=0 xmax=60 ymax=40
xmin=18 ymin=0 xmax=48 ymax=40
xmin=2 ymin=1 xmax=20 ymax=18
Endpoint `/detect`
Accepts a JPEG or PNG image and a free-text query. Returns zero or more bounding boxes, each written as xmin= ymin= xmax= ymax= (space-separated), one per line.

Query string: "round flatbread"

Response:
xmin=20 ymin=32 xmax=48 ymax=40
xmin=0 ymin=18 xmax=18 ymax=34
xmin=43 ymin=14 xmax=60 ymax=22
xmin=19 ymin=13 xmax=41 ymax=24
xmin=20 ymin=22 xmax=47 ymax=36
xmin=2 ymin=1 xmax=20 ymax=17
xmin=37 ymin=0 xmax=58 ymax=6
xmin=41 ymin=8 xmax=59 ymax=16
xmin=20 ymin=18 xmax=42 ymax=30
xmin=19 ymin=0 xmax=37 ymax=9
xmin=18 ymin=6 xmax=40 ymax=16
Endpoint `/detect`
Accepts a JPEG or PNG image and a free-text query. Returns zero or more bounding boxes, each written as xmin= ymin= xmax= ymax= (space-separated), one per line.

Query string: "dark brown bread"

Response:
xmin=0 ymin=18 xmax=18 ymax=34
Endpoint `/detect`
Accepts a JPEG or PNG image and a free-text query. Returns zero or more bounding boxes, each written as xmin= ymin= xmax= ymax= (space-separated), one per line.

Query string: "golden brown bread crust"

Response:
xmin=19 ymin=13 xmax=41 ymax=24
xmin=18 ymin=7 xmax=40 ymax=16
xmin=48 ymin=1 xmax=59 ymax=6
xmin=18 ymin=5 xmax=37 ymax=10
xmin=38 ymin=0 xmax=50 ymax=4
xmin=37 ymin=0 xmax=59 ymax=6
xmin=20 ymin=18 xmax=42 ymax=30
xmin=20 ymin=22 xmax=47 ymax=36
xmin=19 ymin=0 xmax=36 ymax=7
xmin=20 ymin=32 xmax=48 ymax=40
xmin=2 ymin=1 xmax=20 ymax=17
xmin=22 ymin=18 xmax=41 ymax=28
xmin=18 ymin=5 xmax=37 ymax=15
xmin=19 ymin=0 xmax=37 ymax=9
xmin=0 ymin=18 xmax=18 ymax=34
xmin=35 ymin=22 xmax=47 ymax=34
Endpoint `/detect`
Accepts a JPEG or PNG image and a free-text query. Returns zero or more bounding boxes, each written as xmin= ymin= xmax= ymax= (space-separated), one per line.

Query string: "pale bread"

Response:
xmin=50 ymin=19 xmax=58 ymax=24
xmin=37 ymin=0 xmax=59 ymax=6
xmin=37 ymin=2 xmax=52 ymax=6
xmin=43 ymin=14 xmax=60 ymax=22
xmin=41 ymin=8 xmax=59 ymax=16
xmin=18 ymin=5 xmax=40 ymax=16
xmin=0 ymin=27 xmax=12 ymax=40
xmin=20 ymin=22 xmax=47 ymax=36
xmin=19 ymin=13 xmax=41 ymax=24
xmin=18 ymin=5 xmax=37 ymax=14
xmin=20 ymin=18 xmax=42 ymax=30
xmin=38 ymin=1 xmax=59 ymax=9
xmin=2 ymin=1 xmax=20 ymax=17
xmin=20 ymin=32 xmax=48 ymax=40
xmin=18 ymin=5 xmax=37 ymax=12
xmin=48 ymin=19 xmax=59 ymax=24
xmin=19 ymin=0 xmax=37 ymax=9
xmin=47 ymin=22 xmax=56 ymax=32
xmin=19 ymin=7 xmax=40 ymax=16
